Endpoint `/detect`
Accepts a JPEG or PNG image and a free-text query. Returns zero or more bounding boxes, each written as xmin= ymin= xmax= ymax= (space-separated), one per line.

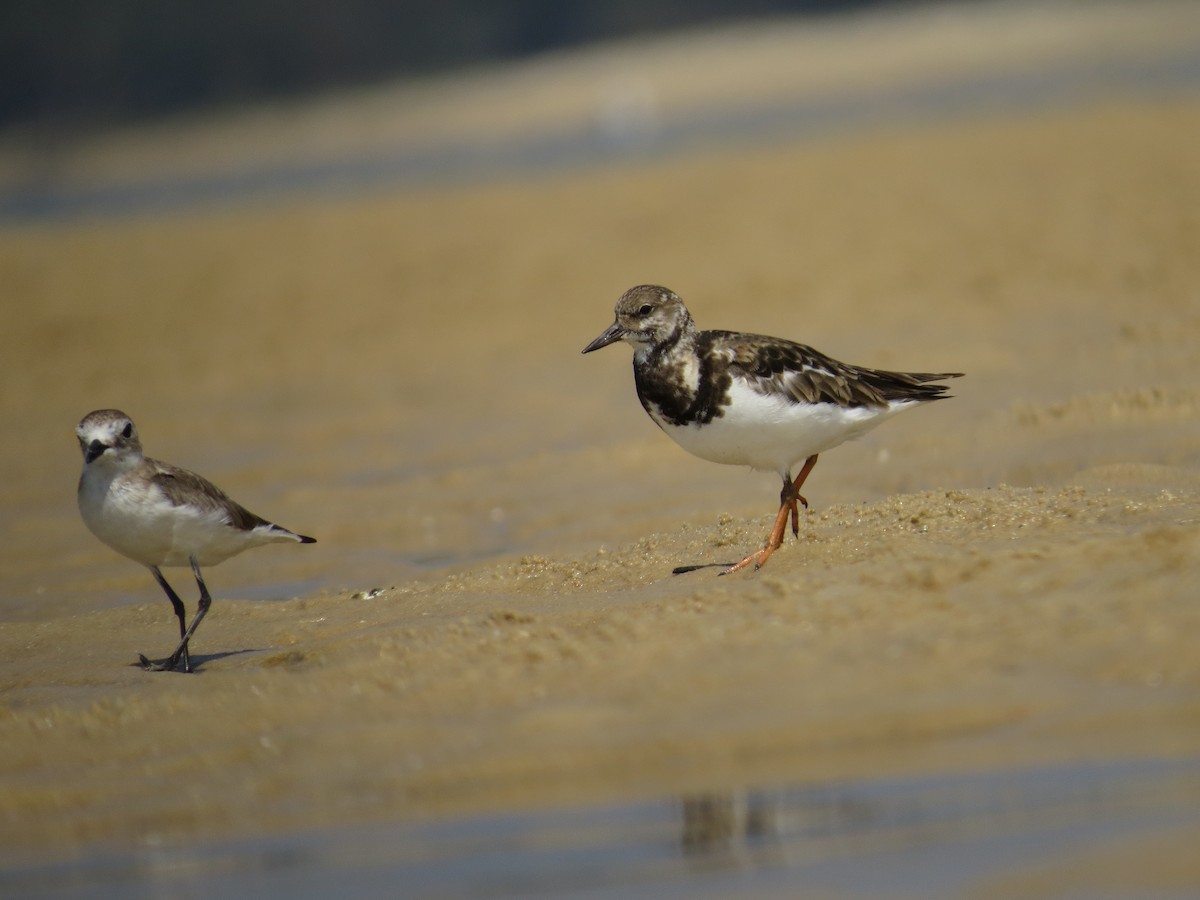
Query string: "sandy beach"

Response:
xmin=1 ymin=1 xmax=1198 ymax=894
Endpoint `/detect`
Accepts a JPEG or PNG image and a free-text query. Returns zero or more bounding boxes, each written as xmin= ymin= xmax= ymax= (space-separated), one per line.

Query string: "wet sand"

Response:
xmin=2 ymin=1 xmax=1199 ymax=892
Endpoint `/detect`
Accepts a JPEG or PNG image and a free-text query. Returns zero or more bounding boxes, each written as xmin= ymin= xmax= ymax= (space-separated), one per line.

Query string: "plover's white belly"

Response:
xmin=79 ymin=473 xmax=271 ymax=568
xmin=651 ymin=378 xmax=916 ymax=474
xmin=163 ymin=506 xmax=283 ymax=567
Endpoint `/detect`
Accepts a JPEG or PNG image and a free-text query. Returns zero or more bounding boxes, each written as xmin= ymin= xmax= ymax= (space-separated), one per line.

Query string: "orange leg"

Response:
xmin=726 ymin=454 xmax=819 ymax=573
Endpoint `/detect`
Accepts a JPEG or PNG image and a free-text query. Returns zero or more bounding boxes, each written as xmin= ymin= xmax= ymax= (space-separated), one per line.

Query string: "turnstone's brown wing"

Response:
xmin=717 ymin=332 xmax=961 ymax=408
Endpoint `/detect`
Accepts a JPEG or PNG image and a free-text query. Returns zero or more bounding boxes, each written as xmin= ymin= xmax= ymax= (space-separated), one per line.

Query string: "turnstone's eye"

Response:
xmin=122 ymin=423 xmax=133 ymax=439
xmin=638 ymin=304 xmax=653 ymax=316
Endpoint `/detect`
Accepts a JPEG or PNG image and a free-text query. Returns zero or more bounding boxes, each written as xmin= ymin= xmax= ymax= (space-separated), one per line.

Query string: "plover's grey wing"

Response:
xmin=146 ymin=458 xmax=313 ymax=541
xmin=146 ymin=459 xmax=273 ymax=530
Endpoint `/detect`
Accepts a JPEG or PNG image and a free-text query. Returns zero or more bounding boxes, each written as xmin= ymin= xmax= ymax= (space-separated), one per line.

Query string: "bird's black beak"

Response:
xmin=582 ymin=320 xmax=626 ymax=354
xmin=85 ymin=440 xmax=107 ymax=464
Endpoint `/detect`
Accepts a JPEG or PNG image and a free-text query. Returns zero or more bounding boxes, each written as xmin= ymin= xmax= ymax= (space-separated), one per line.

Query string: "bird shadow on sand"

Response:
xmin=672 ymin=563 xmax=738 ymax=575
xmin=128 ymin=647 xmax=265 ymax=673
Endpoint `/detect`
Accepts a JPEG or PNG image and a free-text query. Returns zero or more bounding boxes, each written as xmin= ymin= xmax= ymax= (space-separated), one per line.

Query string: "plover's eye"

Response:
xmin=638 ymin=304 xmax=653 ymax=316
xmin=122 ymin=423 xmax=133 ymax=439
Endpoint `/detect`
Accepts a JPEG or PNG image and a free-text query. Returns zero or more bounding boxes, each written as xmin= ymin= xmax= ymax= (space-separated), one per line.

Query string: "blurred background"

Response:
xmin=5 ymin=0 xmax=1196 ymax=218
xmin=1 ymin=0 xmax=918 ymax=130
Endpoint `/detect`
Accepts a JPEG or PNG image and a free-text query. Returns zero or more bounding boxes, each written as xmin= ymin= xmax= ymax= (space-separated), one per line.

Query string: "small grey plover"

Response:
xmin=75 ymin=409 xmax=315 ymax=672
xmin=582 ymin=285 xmax=962 ymax=573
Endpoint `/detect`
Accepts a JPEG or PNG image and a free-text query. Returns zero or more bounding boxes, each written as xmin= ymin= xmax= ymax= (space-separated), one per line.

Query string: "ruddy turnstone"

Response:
xmin=582 ymin=285 xmax=961 ymax=574
xmin=75 ymin=409 xmax=315 ymax=672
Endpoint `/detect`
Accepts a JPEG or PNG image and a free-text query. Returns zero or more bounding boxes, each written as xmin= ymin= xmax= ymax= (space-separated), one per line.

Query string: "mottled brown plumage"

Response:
xmin=725 ymin=331 xmax=957 ymax=408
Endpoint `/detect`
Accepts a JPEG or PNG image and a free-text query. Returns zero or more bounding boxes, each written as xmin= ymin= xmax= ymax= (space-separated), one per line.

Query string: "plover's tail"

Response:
xmin=250 ymin=521 xmax=316 ymax=544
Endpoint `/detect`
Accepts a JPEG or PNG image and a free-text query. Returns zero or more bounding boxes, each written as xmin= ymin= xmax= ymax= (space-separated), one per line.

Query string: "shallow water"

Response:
xmin=9 ymin=758 xmax=1199 ymax=898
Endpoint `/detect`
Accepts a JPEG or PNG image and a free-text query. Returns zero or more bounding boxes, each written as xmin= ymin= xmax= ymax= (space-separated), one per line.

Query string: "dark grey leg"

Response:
xmin=139 ymin=566 xmax=193 ymax=672
xmin=140 ymin=558 xmax=211 ymax=672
